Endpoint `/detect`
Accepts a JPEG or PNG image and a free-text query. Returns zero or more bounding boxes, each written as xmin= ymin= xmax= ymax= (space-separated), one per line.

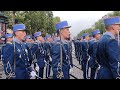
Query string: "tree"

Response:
xmin=4 ymin=11 xmax=57 ymax=36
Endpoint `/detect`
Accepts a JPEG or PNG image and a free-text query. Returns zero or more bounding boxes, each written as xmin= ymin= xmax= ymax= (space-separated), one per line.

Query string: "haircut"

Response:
xmin=105 ymin=25 xmax=112 ymax=31
xmin=56 ymin=30 xmax=60 ymax=36
xmin=92 ymin=35 xmax=95 ymax=38
xmin=83 ymin=36 xmax=85 ymax=39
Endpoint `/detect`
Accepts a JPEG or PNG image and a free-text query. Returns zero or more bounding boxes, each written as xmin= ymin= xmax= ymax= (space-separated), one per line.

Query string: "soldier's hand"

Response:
xmin=49 ymin=56 xmax=52 ymax=62
xmin=35 ymin=66 xmax=39 ymax=72
xmin=30 ymin=71 xmax=37 ymax=77
xmin=69 ymin=68 xmax=73 ymax=73
xmin=44 ymin=60 xmax=47 ymax=63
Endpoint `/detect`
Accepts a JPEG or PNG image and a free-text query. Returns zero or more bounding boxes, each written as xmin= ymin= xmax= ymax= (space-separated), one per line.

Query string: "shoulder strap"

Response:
xmin=13 ymin=40 xmax=16 ymax=74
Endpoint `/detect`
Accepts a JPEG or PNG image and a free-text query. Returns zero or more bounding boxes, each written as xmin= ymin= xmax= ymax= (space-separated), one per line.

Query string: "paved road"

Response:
xmin=70 ymin=44 xmax=83 ymax=79
xmin=0 ymin=61 xmax=6 ymax=79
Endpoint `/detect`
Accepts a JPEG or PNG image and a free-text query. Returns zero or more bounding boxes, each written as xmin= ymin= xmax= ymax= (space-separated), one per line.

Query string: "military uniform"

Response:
xmin=78 ymin=36 xmax=83 ymax=65
xmin=2 ymin=24 xmax=35 ymax=79
xmin=68 ymin=40 xmax=73 ymax=68
xmin=87 ymin=30 xmax=100 ymax=79
xmin=24 ymin=35 xmax=34 ymax=65
xmin=74 ymin=39 xmax=79 ymax=60
xmin=2 ymin=34 xmax=13 ymax=79
xmin=52 ymin=39 xmax=71 ymax=79
xmin=51 ymin=21 xmax=71 ymax=79
xmin=96 ymin=17 xmax=120 ymax=79
xmin=44 ymin=35 xmax=53 ymax=78
xmin=31 ymin=32 xmax=45 ymax=78
xmin=81 ymin=33 xmax=90 ymax=79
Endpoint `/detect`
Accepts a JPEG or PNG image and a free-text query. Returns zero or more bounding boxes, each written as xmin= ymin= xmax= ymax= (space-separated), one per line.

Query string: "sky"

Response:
xmin=53 ymin=11 xmax=113 ymax=37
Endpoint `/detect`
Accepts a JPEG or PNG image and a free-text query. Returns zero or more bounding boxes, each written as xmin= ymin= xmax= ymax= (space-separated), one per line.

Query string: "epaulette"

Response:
xmin=24 ymin=42 xmax=27 ymax=44
xmin=56 ymin=41 xmax=61 ymax=45
xmin=7 ymin=42 xmax=13 ymax=44
xmin=94 ymin=40 xmax=97 ymax=42
xmin=34 ymin=42 xmax=38 ymax=44
xmin=84 ymin=40 xmax=87 ymax=42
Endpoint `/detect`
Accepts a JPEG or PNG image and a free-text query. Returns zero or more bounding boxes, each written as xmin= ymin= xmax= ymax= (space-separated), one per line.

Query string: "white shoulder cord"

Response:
xmin=116 ymin=31 xmax=120 ymax=79
xmin=6 ymin=61 xmax=15 ymax=79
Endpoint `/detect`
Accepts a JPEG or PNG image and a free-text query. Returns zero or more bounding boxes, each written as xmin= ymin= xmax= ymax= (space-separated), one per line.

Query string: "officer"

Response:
xmin=25 ymin=35 xmax=33 ymax=43
xmin=5 ymin=33 xmax=13 ymax=44
xmin=44 ymin=34 xmax=53 ymax=79
xmin=1 ymin=33 xmax=13 ymax=79
xmin=81 ymin=33 xmax=90 ymax=79
xmin=24 ymin=35 xmax=34 ymax=65
xmin=2 ymin=24 xmax=36 ymax=79
xmin=31 ymin=31 xmax=45 ymax=78
xmin=78 ymin=36 xmax=83 ymax=65
xmin=96 ymin=17 xmax=120 ymax=79
xmin=87 ymin=29 xmax=101 ymax=79
xmin=73 ymin=38 xmax=79 ymax=60
xmin=51 ymin=21 xmax=72 ymax=79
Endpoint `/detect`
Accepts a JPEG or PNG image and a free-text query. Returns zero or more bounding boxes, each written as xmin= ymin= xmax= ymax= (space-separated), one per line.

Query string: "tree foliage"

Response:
xmin=77 ymin=11 xmax=120 ymax=37
xmin=3 ymin=11 xmax=61 ymax=36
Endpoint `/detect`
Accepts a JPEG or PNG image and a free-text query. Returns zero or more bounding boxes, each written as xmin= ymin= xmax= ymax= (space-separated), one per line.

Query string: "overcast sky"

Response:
xmin=53 ymin=11 xmax=113 ymax=37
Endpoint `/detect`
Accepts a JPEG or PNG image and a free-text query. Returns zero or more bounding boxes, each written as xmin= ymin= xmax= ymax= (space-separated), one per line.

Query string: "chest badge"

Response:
xmin=17 ymin=49 xmax=21 ymax=52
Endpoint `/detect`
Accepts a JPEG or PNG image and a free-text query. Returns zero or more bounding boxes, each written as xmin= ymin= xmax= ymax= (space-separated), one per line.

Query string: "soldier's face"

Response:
xmin=96 ymin=33 xmax=101 ymax=40
xmin=112 ymin=24 xmax=120 ymax=35
xmin=61 ymin=28 xmax=70 ymax=39
xmin=7 ymin=37 xmax=13 ymax=42
xmin=38 ymin=36 xmax=44 ymax=42
xmin=15 ymin=30 xmax=26 ymax=41
xmin=47 ymin=38 xmax=52 ymax=42
xmin=26 ymin=38 xmax=31 ymax=42
xmin=86 ymin=36 xmax=90 ymax=40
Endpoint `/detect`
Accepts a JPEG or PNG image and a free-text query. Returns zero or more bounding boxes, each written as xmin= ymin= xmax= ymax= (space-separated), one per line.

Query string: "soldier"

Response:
xmin=31 ymin=31 xmax=46 ymax=78
xmin=25 ymin=35 xmax=33 ymax=44
xmin=51 ymin=21 xmax=72 ymax=79
xmin=5 ymin=33 xmax=13 ymax=44
xmin=2 ymin=24 xmax=37 ymax=79
xmin=74 ymin=38 xmax=79 ymax=60
xmin=96 ymin=17 xmax=120 ymax=79
xmin=78 ymin=36 xmax=83 ymax=65
xmin=1 ymin=33 xmax=13 ymax=79
xmin=24 ymin=35 xmax=34 ymax=65
xmin=81 ymin=33 xmax=90 ymax=79
xmin=87 ymin=29 xmax=101 ymax=79
xmin=44 ymin=34 xmax=53 ymax=79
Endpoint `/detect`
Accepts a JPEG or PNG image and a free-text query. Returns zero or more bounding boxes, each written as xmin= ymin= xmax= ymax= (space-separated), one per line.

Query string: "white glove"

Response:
xmin=44 ymin=60 xmax=46 ymax=63
xmin=30 ymin=71 xmax=37 ymax=77
xmin=69 ymin=68 xmax=73 ymax=73
xmin=49 ymin=56 xmax=52 ymax=62
xmin=35 ymin=66 xmax=39 ymax=72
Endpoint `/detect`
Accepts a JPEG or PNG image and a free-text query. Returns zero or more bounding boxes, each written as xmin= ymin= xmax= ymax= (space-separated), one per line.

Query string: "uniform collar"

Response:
xmin=13 ymin=38 xmax=23 ymax=44
xmin=83 ymin=39 xmax=88 ymax=42
xmin=35 ymin=40 xmax=41 ymax=43
xmin=6 ymin=42 xmax=12 ymax=44
xmin=26 ymin=41 xmax=32 ymax=44
xmin=26 ymin=42 xmax=31 ymax=44
xmin=103 ymin=31 xmax=115 ymax=39
xmin=46 ymin=41 xmax=50 ymax=43
xmin=92 ymin=38 xmax=96 ymax=41
xmin=90 ymin=38 xmax=96 ymax=41
xmin=57 ymin=37 xmax=68 ymax=43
